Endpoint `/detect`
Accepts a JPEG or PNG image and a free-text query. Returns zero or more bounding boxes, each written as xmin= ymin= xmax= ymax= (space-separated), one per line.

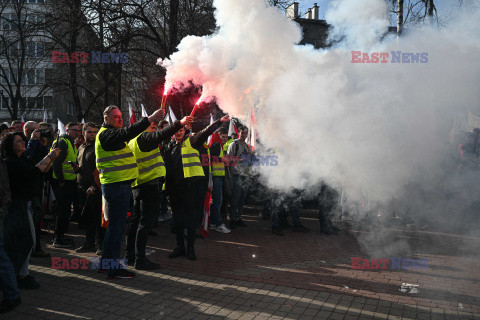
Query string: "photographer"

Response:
xmin=22 ymin=121 xmax=51 ymax=257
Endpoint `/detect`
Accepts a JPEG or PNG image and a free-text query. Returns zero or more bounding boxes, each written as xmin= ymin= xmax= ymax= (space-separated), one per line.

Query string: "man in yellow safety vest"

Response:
xmin=95 ymin=105 xmax=164 ymax=279
xmin=51 ymin=122 xmax=80 ymax=248
xmin=125 ymin=115 xmax=193 ymax=270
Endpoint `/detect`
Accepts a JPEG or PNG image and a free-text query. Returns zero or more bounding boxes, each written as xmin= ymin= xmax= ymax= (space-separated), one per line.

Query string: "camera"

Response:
xmin=39 ymin=129 xmax=53 ymax=139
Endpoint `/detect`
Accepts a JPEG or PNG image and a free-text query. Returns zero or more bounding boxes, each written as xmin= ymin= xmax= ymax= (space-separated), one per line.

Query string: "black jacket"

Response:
xmin=98 ymin=117 xmax=150 ymax=152
xmin=163 ymin=120 xmax=222 ymax=183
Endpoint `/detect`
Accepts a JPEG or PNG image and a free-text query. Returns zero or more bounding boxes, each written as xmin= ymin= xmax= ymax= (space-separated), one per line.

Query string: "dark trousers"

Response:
xmin=52 ymin=180 xmax=76 ymax=239
xmin=78 ymin=186 xmax=105 ymax=248
xmin=194 ymin=180 xmax=208 ymax=227
xmin=101 ymin=182 xmax=131 ymax=276
xmin=167 ymin=179 xmax=203 ymax=247
xmin=125 ymin=182 xmax=160 ymax=263
xmin=31 ymin=196 xmax=43 ymax=251
xmin=0 ymin=223 xmax=20 ymax=299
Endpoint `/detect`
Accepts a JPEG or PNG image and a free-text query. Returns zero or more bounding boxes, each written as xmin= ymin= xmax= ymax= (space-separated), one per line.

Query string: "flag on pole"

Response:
xmin=249 ymin=105 xmax=257 ymax=150
xmin=57 ymin=118 xmax=66 ymax=136
xmin=200 ymin=190 xmax=212 ymax=238
xmin=141 ymin=104 xmax=148 ymax=117
xmin=207 ymin=113 xmax=214 ymax=145
xmin=21 ymin=116 xmax=25 ymax=128
xmin=169 ymin=107 xmax=177 ymax=123
xmin=43 ymin=109 xmax=48 ymax=123
xmin=128 ymin=103 xmax=137 ymax=125
xmin=228 ymin=119 xmax=238 ymax=137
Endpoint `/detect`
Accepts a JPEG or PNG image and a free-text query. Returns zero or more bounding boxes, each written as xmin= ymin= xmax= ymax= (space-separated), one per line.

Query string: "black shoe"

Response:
xmin=31 ymin=249 xmax=50 ymax=258
xmin=272 ymin=227 xmax=284 ymax=236
xmin=0 ymin=297 xmax=21 ymax=313
xmin=75 ymin=244 xmax=96 ymax=253
xmin=187 ymin=246 xmax=196 ymax=261
xmin=236 ymin=219 xmax=248 ymax=227
xmin=292 ymin=225 xmax=310 ymax=233
xmin=106 ymin=269 xmax=135 ymax=280
xmin=168 ymin=247 xmax=185 ymax=258
xmin=148 ymin=230 xmax=158 ymax=236
xmin=17 ymin=275 xmax=40 ymax=290
xmin=135 ymin=259 xmax=160 ymax=270
xmin=228 ymin=220 xmax=237 ymax=230
xmin=52 ymin=238 xmax=73 ymax=248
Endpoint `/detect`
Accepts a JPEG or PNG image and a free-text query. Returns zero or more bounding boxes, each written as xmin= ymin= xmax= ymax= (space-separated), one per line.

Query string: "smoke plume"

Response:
xmin=159 ymin=0 xmax=480 ymax=255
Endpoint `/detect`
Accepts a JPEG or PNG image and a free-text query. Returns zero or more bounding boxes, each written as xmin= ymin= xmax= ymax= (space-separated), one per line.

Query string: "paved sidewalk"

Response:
xmin=6 ymin=207 xmax=480 ymax=320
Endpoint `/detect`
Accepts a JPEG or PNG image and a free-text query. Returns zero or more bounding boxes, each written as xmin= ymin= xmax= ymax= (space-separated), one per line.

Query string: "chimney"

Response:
xmin=286 ymin=2 xmax=299 ymax=20
xmin=305 ymin=9 xmax=312 ymax=19
xmin=312 ymin=3 xmax=319 ymax=20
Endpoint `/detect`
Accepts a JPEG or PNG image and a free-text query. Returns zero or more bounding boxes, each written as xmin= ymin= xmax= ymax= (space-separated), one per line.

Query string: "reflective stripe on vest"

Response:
xmin=51 ymin=137 xmax=78 ymax=181
xmin=212 ymin=145 xmax=225 ymax=177
xmin=181 ymin=138 xmax=204 ymax=178
xmin=129 ymin=133 xmax=166 ymax=187
xmin=95 ymin=127 xmax=138 ymax=184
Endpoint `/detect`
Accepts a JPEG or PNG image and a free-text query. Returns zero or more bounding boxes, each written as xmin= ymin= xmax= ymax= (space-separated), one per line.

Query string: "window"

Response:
xmin=10 ymin=69 xmax=17 ymax=83
xmin=27 ymin=97 xmax=35 ymax=109
xmin=26 ymin=69 xmax=35 ymax=84
xmin=36 ymin=69 xmax=44 ymax=84
xmin=0 ymin=70 xmax=8 ymax=84
xmin=67 ymin=103 xmax=73 ymax=115
xmin=43 ymin=96 xmax=51 ymax=108
xmin=2 ymin=15 xmax=10 ymax=30
xmin=36 ymin=43 xmax=43 ymax=57
xmin=35 ymin=97 xmax=43 ymax=109
xmin=27 ymin=42 xmax=36 ymax=57
xmin=20 ymin=97 xmax=26 ymax=109
xmin=1 ymin=96 xmax=8 ymax=110
xmin=36 ymin=14 xmax=44 ymax=29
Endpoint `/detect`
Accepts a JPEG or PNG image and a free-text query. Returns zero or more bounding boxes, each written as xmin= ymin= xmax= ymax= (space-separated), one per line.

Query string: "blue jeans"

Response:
xmin=0 ymin=229 xmax=20 ymax=300
xmin=230 ymin=175 xmax=248 ymax=221
xmin=210 ymin=177 xmax=224 ymax=226
xmin=101 ymin=182 xmax=131 ymax=275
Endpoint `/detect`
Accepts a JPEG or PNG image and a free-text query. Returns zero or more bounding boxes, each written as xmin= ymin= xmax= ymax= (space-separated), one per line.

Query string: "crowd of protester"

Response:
xmin=0 ymin=106 xmax=342 ymax=313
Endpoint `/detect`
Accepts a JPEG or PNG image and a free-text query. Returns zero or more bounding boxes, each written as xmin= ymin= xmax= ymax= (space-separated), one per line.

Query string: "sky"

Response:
xmin=299 ymin=0 xmax=464 ymax=21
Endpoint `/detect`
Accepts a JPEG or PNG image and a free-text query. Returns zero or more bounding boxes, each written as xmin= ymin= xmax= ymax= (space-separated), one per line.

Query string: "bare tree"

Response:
xmin=0 ymin=1 xmax=51 ymax=120
xmin=388 ymin=0 xmax=439 ymax=29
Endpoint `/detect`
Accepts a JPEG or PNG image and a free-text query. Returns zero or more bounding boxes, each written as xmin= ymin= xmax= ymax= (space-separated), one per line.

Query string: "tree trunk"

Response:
xmin=169 ymin=0 xmax=179 ymax=54
xmin=397 ymin=0 xmax=404 ymax=35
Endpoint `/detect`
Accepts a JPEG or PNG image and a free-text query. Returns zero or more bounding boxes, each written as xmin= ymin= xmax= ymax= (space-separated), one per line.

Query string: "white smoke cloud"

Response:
xmin=159 ymin=0 xmax=480 ymax=253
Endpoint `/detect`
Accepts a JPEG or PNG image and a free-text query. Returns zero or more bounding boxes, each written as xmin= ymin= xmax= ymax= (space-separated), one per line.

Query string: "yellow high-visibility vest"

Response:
xmin=180 ymin=138 xmax=204 ymax=178
xmin=95 ymin=127 xmax=138 ymax=184
xmin=223 ymin=139 xmax=233 ymax=153
xmin=51 ymin=137 xmax=78 ymax=181
xmin=212 ymin=144 xmax=225 ymax=177
xmin=129 ymin=133 xmax=166 ymax=187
